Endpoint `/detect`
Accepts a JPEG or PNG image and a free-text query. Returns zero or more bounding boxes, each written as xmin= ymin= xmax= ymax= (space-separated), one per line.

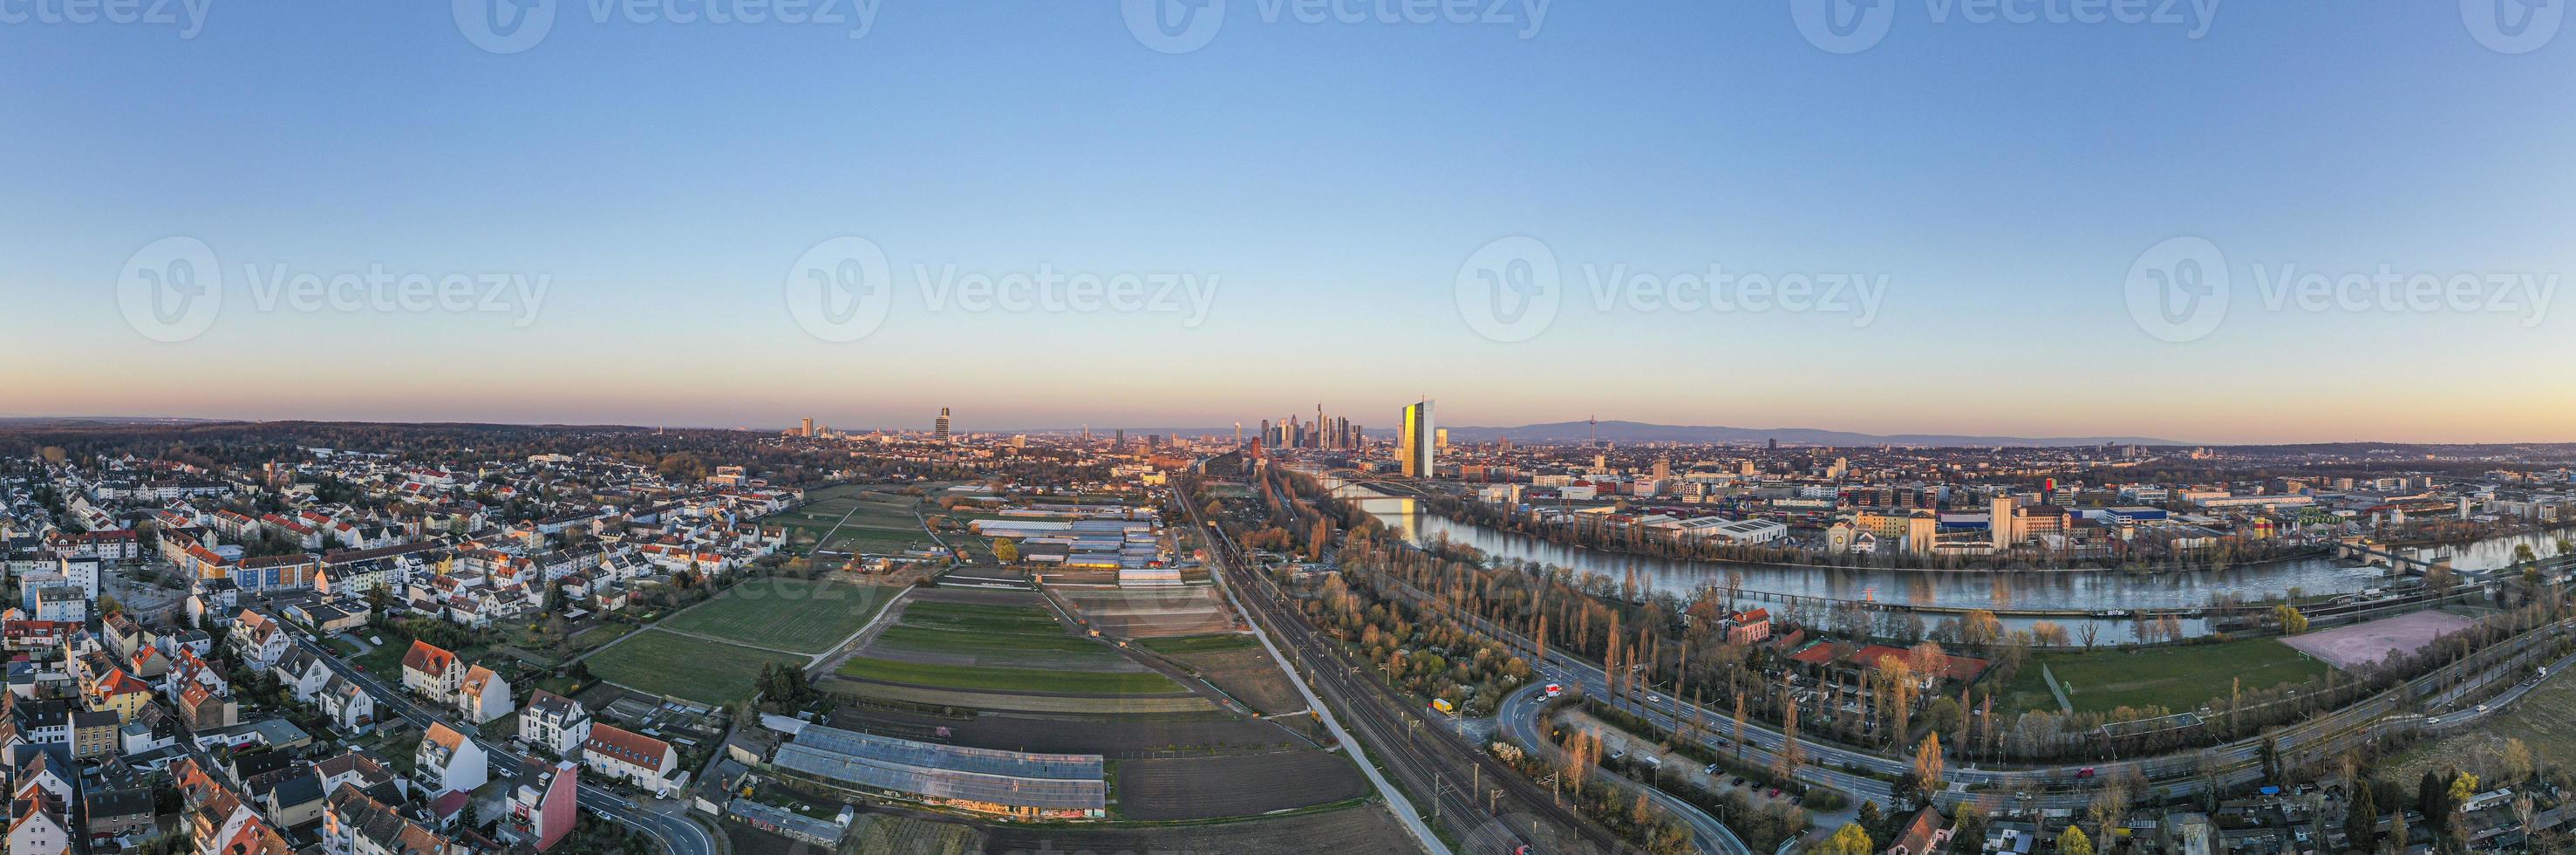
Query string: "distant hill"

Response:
xmin=1089 ymin=420 xmax=2185 ymax=448
xmin=1440 ymin=421 xmax=2184 ymax=448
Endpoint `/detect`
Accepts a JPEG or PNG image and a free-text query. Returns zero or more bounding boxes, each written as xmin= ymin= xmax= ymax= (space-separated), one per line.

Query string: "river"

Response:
xmin=1330 ymin=482 xmax=2566 ymax=642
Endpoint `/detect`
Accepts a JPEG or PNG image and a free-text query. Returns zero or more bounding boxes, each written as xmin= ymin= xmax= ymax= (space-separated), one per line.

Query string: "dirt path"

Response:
xmin=804 ymin=585 xmax=919 ymax=676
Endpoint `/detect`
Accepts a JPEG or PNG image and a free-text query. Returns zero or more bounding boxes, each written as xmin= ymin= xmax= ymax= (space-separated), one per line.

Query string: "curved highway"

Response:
xmin=1378 ymin=569 xmax=2575 ymax=811
xmin=1499 ymin=683 xmax=1752 ymax=855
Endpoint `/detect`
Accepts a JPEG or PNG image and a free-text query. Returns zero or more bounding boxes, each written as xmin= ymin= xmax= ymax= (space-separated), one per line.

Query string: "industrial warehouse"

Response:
xmin=767 ymin=724 xmax=1109 ymax=819
xmin=967 ymin=506 xmax=1182 ymax=586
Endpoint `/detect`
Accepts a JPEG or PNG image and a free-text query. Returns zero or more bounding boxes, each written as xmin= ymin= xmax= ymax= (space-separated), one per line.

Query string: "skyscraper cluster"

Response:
xmin=1261 ymin=404 xmax=1363 ymax=451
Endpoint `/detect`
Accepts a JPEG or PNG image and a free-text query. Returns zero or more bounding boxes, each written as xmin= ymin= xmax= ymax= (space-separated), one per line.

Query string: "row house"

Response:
xmin=235 ymin=553 xmax=322 ymax=593
xmin=324 ymin=783 xmax=476 ymax=855
xmin=580 ymin=723 xmax=685 ymax=797
xmin=211 ymin=510 xmax=262 ymax=540
xmin=259 ymin=513 xmax=324 ymax=550
xmin=56 ymin=530 xmax=139 ymax=562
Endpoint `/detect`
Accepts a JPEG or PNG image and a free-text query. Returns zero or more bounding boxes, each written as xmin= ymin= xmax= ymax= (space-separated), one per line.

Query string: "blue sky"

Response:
xmin=4 ymin=1 xmax=2572 ymax=442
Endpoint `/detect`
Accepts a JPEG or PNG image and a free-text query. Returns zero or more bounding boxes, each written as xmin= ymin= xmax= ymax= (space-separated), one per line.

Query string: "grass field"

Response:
xmin=836 ymin=656 xmax=1182 ymax=695
xmin=660 ymin=578 xmax=896 ymax=653
xmin=2001 ymin=638 xmax=2333 ymax=715
xmin=2384 ymin=669 xmax=2576 ymax=786
xmin=1138 ymin=633 xmax=1263 ymax=655
xmin=867 ymin=598 xmax=1136 ymax=670
xmin=586 ymin=629 xmax=808 ymax=704
xmin=765 ymin=483 xmax=938 ymax=556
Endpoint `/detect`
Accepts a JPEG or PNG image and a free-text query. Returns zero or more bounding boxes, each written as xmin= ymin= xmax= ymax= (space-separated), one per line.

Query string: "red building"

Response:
xmin=508 ymin=761 xmax=579 ymax=852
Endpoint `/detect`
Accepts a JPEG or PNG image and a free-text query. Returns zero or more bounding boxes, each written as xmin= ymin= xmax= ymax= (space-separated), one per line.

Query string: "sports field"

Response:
xmin=585 ymin=630 xmax=808 ymax=704
xmin=2002 ymin=637 xmax=2333 ymax=715
xmin=2281 ymin=609 xmax=2475 ymax=670
xmin=660 ymin=577 xmax=896 ymax=653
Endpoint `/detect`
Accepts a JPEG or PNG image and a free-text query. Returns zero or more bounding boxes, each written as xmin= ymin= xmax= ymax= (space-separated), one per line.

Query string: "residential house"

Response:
xmin=400 ymin=640 xmax=462 ymax=702
xmin=517 ymin=689 xmax=591 ymax=757
xmin=457 ymin=665 xmax=513 ymax=725
xmin=413 ymin=722 xmax=488 ymax=797
xmin=580 ymin=723 xmax=685 ymax=797
xmin=229 ymin=610 xmax=290 ymax=668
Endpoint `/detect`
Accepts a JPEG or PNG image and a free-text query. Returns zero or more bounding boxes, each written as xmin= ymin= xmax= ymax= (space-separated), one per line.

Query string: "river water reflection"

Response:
xmin=1335 ymin=483 xmax=2563 ymax=642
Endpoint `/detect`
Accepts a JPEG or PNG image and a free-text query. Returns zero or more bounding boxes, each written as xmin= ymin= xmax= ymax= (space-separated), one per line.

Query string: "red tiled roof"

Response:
xmin=583 ymin=723 xmax=670 ymax=772
xmin=401 ymin=640 xmax=456 ymax=675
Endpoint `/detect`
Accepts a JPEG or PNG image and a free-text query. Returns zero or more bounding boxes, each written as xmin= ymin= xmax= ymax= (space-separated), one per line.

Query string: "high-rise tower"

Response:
xmin=1399 ymin=400 xmax=1435 ymax=478
xmin=934 ymin=407 xmax=951 ymax=442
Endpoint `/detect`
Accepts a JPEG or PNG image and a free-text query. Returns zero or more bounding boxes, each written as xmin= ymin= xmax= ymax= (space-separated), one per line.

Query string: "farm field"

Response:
xmin=585 ymin=629 xmax=807 ymax=705
xmin=2000 ymin=637 xmax=2333 ymax=715
xmin=2383 ymin=668 xmax=2576 ymax=786
xmin=660 ymin=577 xmax=896 ymax=653
xmin=766 ymin=482 xmax=939 ymax=556
xmin=847 ymin=815 xmax=980 ymax=855
xmin=835 ymin=656 xmax=1181 ymax=696
xmin=979 ymin=804 xmax=1416 ymax=855
xmin=1060 ymin=587 xmax=1238 ymax=639
xmin=1137 ymin=633 xmax=1261 ymax=655
xmin=1113 ymin=750 xmax=1371 ymax=820
xmin=1160 ymin=645 xmax=1308 ymax=715
xmin=828 ymin=707 xmax=1309 ymax=756
xmin=849 ymin=589 xmax=1168 ymax=681
xmin=818 ymin=676 xmax=1214 ymax=715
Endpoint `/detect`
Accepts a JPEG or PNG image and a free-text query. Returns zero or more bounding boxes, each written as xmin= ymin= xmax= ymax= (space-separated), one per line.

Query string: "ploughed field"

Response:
xmin=978 ymin=804 xmax=1418 ymax=855
xmin=1112 ymin=749 xmax=1373 ymax=820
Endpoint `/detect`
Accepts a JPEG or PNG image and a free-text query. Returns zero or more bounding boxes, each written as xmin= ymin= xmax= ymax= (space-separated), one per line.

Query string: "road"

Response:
xmin=1499 ymin=684 xmax=1751 ymax=855
xmin=1182 ymin=489 xmax=1627 ymax=855
xmin=1371 ymin=565 xmax=2576 ymax=811
xmin=288 ymin=634 xmax=719 ymax=855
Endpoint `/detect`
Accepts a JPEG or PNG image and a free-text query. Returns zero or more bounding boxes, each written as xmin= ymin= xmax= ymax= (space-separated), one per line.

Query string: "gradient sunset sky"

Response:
xmin=4 ymin=2 xmax=2571 ymax=443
